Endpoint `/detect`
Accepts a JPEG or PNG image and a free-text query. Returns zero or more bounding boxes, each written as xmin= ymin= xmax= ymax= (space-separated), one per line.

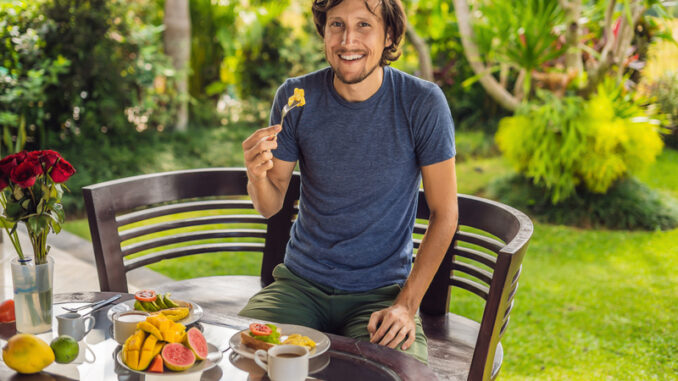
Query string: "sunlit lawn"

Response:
xmin=62 ymin=148 xmax=678 ymax=379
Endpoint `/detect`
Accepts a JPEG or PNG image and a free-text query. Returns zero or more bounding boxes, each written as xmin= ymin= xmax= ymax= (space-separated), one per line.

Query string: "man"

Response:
xmin=240 ymin=0 xmax=457 ymax=363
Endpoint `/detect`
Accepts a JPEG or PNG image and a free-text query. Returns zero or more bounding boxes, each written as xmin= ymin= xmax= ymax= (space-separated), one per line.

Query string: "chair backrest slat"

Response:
xmin=453 ymin=246 xmax=497 ymax=269
xmin=118 ymin=215 xmax=267 ymax=241
xmin=455 ymin=230 xmax=503 ymax=253
xmin=117 ymin=200 xmax=256 ymax=225
xmin=121 ymin=229 xmax=267 ymax=256
xmin=452 ymin=261 xmax=492 ymax=286
xmin=124 ymin=242 xmax=266 ymax=271
xmin=450 ymin=276 xmax=490 ymax=299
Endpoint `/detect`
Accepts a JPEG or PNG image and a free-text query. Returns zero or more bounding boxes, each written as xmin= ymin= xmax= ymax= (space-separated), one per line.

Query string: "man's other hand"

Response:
xmin=367 ymin=304 xmax=416 ymax=350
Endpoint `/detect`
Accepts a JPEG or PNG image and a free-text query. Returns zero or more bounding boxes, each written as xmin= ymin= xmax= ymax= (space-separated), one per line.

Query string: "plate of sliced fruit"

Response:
xmin=107 ymin=290 xmax=203 ymax=326
xmin=115 ymin=313 xmax=222 ymax=375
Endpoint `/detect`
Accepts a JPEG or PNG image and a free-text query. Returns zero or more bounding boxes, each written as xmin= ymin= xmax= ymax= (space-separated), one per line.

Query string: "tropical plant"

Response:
xmin=453 ymin=0 xmax=671 ymax=111
xmin=496 ymin=80 xmax=664 ymax=203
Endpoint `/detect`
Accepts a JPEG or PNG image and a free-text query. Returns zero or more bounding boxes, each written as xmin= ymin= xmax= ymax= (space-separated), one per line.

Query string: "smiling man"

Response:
xmin=240 ymin=0 xmax=458 ymax=363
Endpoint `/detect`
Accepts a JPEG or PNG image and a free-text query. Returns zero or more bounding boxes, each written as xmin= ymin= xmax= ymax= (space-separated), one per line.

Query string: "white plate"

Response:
xmin=229 ymin=323 xmax=330 ymax=359
xmin=116 ymin=342 xmax=221 ymax=375
xmin=107 ymin=299 xmax=203 ymax=326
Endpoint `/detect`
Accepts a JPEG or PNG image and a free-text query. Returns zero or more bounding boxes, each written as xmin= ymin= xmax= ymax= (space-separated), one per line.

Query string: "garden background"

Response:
xmin=2 ymin=0 xmax=677 ymax=379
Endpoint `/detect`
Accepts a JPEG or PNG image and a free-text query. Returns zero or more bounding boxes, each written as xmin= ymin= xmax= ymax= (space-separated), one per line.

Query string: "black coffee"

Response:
xmin=277 ymin=353 xmax=302 ymax=358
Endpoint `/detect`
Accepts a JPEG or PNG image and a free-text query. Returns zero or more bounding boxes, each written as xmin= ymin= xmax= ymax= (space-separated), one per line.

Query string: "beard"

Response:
xmin=327 ymin=50 xmax=382 ymax=85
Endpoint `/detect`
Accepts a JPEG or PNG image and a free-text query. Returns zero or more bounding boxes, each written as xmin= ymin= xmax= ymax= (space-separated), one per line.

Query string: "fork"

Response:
xmin=62 ymin=294 xmax=121 ymax=313
xmin=267 ymin=99 xmax=301 ymax=142
xmin=280 ymin=98 xmax=302 ymax=131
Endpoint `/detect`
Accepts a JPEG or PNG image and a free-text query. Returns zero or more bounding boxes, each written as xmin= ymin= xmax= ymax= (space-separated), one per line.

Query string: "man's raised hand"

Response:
xmin=242 ymin=124 xmax=282 ymax=182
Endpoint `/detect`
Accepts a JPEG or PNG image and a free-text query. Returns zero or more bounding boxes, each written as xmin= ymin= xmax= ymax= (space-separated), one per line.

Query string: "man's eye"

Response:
xmin=359 ymin=22 xmax=371 ymax=27
xmin=330 ymin=21 xmax=343 ymax=28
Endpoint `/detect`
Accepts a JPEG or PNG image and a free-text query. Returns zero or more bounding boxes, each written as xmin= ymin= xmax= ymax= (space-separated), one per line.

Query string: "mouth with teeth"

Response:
xmin=339 ymin=53 xmax=365 ymax=62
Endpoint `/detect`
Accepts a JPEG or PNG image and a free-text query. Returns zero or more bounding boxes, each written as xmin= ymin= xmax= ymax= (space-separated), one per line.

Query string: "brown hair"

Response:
xmin=312 ymin=0 xmax=407 ymax=66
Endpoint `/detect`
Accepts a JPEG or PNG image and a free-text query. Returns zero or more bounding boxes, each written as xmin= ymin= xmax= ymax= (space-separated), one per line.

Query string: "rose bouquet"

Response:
xmin=0 ymin=150 xmax=75 ymax=265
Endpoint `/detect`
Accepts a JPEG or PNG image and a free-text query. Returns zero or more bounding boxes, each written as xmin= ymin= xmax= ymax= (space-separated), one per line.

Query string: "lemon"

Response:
xmin=2 ymin=333 xmax=55 ymax=374
xmin=50 ymin=335 xmax=79 ymax=364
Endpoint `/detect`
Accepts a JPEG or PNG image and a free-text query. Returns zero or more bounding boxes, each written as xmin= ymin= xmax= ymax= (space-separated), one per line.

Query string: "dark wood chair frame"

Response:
xmin=83 ymin=167 xmax=533 ymax=381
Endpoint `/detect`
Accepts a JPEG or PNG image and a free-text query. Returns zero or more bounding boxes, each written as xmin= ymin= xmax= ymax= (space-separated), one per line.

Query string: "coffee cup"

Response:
xmin=112 ymin=311 xmax=149 ymax=344
xmin=254 ymin=344 xmax=309 ymax=381
xmin=57 ymin=313 xmax=96 ymax=342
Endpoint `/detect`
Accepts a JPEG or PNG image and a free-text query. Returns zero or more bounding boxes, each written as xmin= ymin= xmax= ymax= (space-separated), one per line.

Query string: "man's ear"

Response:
xmin=384 ymin=28 xmax=393 ymax=48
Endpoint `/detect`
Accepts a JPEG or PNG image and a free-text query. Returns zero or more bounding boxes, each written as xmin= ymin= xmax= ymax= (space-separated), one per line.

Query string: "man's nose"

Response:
xmin=341 ymin=27 xmax=356 ymax=46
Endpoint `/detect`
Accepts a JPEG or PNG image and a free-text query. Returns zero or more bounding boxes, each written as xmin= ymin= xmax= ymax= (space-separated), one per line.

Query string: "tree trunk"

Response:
xmin=452 ymin=0 xmax=520 ymax=111
xmin=164 ymin=0 xmax=191 ymax=132
xmin=406 ymin=25 xmax=434 ymax=82
xmin=560 ymin=0 xmax=583 ymax=75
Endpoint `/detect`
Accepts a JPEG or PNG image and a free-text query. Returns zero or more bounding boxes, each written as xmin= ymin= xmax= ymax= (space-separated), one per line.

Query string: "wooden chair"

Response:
xmin=83 ymin=168 xmax=533 ymax=381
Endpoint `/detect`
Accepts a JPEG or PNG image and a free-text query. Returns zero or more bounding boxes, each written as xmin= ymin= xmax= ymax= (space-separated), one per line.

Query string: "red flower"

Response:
xmin=10 ymin=157 xmax=42 ymax=188
xmin=50 ymin=158 xmax=75 ymax=183
xmin=0 ymin=155 xmax=18 ymax=191
xmin=37 ymin=150 xmax=62 ymax=171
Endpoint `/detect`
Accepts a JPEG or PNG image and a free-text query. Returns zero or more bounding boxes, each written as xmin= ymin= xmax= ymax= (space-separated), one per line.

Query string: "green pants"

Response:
xmin=238 ymin=264 xmax=428 ymax=363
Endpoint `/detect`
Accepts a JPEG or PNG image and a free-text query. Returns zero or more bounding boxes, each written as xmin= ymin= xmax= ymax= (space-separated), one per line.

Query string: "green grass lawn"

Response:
xmin=62 ymin=148 xmax=678 ymax=379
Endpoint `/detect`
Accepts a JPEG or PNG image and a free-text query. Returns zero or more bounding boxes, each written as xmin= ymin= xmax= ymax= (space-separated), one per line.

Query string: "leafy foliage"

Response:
xmin=474 ymin=0 xmax=565 ymax=70
xmin=496 ymin=81 xmax=664 ymax=203
xmin=401 ymin=0 xmax=508 ymax=132
xmin=39 ymin=0 xmax=179 ymax=142
xmin=0 ymin=1 xmax=70 ymax=154
xmin=489 ymin=174 xmax=678 ymax=230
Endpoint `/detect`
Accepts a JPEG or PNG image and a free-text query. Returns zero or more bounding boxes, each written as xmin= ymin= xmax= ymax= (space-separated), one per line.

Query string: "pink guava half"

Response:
xmin=161 ymin=342 xmax=195 ymax=371
xmin=184 ymin=327 xmax=208 ymax=360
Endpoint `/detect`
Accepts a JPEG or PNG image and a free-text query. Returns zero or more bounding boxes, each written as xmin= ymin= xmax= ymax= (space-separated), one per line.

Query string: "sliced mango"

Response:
xmin=137 ymin=334 xmax=158 ymax=370
xmin=137 ymin=321 xmax=163 ymax=341
xmin=123 ymin=329 xmax=147 ymax=370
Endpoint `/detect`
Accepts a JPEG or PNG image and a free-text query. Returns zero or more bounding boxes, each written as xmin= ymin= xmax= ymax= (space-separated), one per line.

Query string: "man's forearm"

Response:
xmin=247 ymin=177 xmax=285 ymax=218
xmin=395 ymin=210 xmax=458 ymax=313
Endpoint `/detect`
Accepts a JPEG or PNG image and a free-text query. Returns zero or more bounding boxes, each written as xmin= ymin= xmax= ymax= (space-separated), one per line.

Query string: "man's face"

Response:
xmin=324 ymin=0 xmax=392 ymax=85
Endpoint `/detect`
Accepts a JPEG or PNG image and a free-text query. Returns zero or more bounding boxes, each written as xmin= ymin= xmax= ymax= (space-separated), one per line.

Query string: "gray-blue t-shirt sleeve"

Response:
xmin=412 ymin=85 xmax=456 ymax=166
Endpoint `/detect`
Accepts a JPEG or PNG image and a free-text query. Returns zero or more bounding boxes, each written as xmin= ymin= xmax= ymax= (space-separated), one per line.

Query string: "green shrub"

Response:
xmin=39 ymin=0 xmax=179 ymax=144
xmin=489 ymin=174 xmax=678 ymax=230
xmin=455 ymin=131 xmax=497 ymax=161
xmin=0 ymin=1 xmax=70 ymax=153
xmin=496 ymin=82 xmax=664 ymax=204
xmin=55 ymin=122 xmax=255 ymax=215
xmin=645 ymin=72 xmax=678 ymax=148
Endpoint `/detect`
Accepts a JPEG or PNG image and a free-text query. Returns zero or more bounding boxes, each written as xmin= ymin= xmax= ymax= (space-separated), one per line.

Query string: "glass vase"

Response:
xmin=10 ymin=256 xmax=54 ymax=334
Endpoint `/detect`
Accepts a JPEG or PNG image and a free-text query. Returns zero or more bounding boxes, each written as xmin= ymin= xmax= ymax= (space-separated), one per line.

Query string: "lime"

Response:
xmin=50 ymin=335 xmax=79 ymax=364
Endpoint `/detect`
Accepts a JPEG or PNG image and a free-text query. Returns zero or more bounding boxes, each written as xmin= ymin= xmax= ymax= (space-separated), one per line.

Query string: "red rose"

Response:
xmin=37 ymin=150 xmax=62 ymax=171
xmin=27 ymin=151 xmax=45 ymax=175
xmin=0 ymin=155 xmax=18 ymax=191
xmin=10 ymin=158 xmax=41 ymax=188
xmin=50 ymin=158 xmax=75 ymax=183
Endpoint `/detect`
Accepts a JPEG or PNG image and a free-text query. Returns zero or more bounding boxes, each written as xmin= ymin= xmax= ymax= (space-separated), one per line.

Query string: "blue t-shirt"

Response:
xmin=271 ymin=66 xmax=455 ymax=292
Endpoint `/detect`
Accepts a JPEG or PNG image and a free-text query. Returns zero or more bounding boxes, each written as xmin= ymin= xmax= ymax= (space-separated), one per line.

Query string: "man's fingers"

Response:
xmin=367 ymin=310 xmax=383 ymax=336
xmin=371 ymin=315 xmax=395 ymax=343
xmin=386 ymin=327 xmax=409 ymax=349
xmin=378 ymin=325 xmax=402 ymax=347
xmin=401 ymin=329 xmax=416 ymax=350
xmin=243 ymin=125 xmax=282 ymax=148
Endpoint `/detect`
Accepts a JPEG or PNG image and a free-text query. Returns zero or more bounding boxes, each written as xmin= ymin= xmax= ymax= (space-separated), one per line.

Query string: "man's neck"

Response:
xmin=333 ymin=66 xmax=384 ymax=103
